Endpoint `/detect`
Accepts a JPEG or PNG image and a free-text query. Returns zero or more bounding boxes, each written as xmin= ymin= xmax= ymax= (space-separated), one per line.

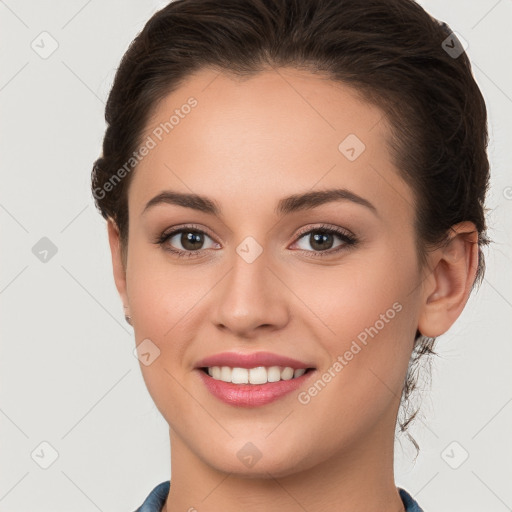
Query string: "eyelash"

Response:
xmin=154 ymin=223 xmax=358 ymax=259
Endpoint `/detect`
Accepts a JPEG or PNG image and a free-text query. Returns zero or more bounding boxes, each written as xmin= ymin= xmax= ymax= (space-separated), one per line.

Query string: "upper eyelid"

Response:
xmin=294 ymin=224 xmax=354 ymax=238
xmin=162 ymin=223 xmax=214 ymax=237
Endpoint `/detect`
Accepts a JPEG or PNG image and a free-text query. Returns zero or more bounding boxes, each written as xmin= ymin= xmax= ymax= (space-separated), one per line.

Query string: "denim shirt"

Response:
xmin=133 ymin=481 xmax=424 ymax=511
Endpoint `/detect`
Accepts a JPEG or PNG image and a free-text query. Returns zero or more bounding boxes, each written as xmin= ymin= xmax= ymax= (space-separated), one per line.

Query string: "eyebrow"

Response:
xmin=141 ymin=188 xmax=378 ymax=217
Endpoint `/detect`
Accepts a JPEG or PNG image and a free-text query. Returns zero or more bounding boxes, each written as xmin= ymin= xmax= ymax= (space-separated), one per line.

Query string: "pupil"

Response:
xmin=183 ymin=231 xmax=203 ymax=250
xmin=311 ymin=232 xmax=333 ymax=251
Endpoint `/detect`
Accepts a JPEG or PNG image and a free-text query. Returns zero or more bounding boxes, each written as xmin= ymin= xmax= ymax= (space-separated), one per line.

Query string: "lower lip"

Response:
xmin=197 ymin=369 xmax=315 ymax=407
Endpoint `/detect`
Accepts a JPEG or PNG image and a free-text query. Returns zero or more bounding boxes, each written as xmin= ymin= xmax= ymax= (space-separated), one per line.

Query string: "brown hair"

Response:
xmin=91 ymin=0 xmax=491 ymax=452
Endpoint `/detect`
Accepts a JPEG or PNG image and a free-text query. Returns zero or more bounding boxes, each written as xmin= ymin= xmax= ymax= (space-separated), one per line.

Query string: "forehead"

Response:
xmin=143 ymin=66 xmax=387 ymax=152
xmin=129 ymin=67 xmax=412 ymax=222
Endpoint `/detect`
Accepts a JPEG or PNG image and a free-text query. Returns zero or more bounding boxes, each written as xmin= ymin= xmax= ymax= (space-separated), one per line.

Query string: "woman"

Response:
xmin=91 ymin=0 xmax=490 ymax=510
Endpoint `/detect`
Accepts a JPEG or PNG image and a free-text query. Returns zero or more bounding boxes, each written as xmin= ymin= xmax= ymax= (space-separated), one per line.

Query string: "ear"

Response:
xmin=417 ymin=221 xmax=479 ymax=338
xmin=107 ymin=218 xmax=129 ymax=309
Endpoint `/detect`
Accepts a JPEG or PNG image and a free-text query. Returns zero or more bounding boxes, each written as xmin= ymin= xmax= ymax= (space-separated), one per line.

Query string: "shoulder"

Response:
xmin=132 ymin=481 xmax=170 ymax=512
xmin=398 ymin=487 xmax=425 ymax=512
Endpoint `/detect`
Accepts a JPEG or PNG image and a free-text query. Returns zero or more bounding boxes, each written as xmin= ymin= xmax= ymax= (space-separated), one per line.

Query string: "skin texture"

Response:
xmin=107 ymin=67 xmax=479 ymax=511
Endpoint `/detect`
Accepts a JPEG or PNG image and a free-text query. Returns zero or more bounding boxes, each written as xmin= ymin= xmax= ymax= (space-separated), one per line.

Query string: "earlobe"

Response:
xmin=107 ymin=218 xmax=129 ymax=308
xmin=417 ymin=222 xmax=479 ymax=338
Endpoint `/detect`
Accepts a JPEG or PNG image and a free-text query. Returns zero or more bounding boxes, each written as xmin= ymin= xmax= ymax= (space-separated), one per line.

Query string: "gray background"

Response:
xmin=0 ymin=0 xmax=511 ymax=510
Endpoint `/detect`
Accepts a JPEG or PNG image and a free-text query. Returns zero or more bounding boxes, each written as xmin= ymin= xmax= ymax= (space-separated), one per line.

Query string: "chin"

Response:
xmin=201 ymin=441 xmax=319 ymax=480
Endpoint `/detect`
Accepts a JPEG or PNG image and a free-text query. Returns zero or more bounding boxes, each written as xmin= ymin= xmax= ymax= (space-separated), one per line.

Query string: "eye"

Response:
xmin=291 ymin=224 xmax=357 ymax=256
xmin=155 ymin=225 xmax=220 ymax=258
xmin=155 ymin=223 xmax=358 ymax=259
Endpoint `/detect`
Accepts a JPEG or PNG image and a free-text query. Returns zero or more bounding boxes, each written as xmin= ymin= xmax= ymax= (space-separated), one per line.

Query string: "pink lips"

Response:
xmin=195 ymin=351 xmax=316 ymax=407
xmin=195 ymin=351 xmax=314 ymax=370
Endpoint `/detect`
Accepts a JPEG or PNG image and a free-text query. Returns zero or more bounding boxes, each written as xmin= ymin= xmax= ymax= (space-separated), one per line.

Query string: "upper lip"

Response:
xmin=195 ymin=351 xmax=315 ymax=370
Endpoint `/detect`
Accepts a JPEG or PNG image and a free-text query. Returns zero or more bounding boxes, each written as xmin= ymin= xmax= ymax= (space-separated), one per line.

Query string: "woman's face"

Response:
xmin=113 ymin=67 xmax=427 ymax=477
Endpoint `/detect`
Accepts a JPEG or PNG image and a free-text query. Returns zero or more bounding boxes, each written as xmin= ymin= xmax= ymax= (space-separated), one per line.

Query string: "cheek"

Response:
xmin=124 ymin=245 xmax=223 ymax=406
xmin=125 ymin=257 xmax=202 ymax=424
xmin=293 ymin=271 xmax=417 ymax=445
xmin=292 ymin=240 xmax=416 ymax=332
xmin=289 ymin=242 xmax=419 ymax=388
xmin=125 ymin=235 xmax=208 ymax=337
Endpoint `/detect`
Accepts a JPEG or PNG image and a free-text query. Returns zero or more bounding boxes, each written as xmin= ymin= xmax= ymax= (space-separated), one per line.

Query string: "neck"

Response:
xmin=164 ymin=420 xmax=405 ymax=512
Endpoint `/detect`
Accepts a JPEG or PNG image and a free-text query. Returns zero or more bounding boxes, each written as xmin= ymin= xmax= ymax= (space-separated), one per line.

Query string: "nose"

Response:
xmin=212 ymin=247 xmax=290 ymax=339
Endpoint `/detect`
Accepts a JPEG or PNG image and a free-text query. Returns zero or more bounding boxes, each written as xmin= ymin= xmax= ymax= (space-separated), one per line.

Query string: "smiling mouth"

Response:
xmin=199 ymin=366 xmax=316 ymax=385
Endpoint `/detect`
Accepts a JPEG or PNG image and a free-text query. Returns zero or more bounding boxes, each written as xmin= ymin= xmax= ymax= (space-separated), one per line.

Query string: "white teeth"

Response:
xmin=220 ymin=366 xmax=231 ymax=382
xmin=249 ymin=366 xmax=267 ymax=385
xmin=205 ymin=365 xmax=309 ymax=384
xmin=267 ymin=366 xmax=281 ymax=382
xmin=281 ymin=367 xmax=294 ymax=380
xmin=231 ymin=367 xmax=249 ymax=384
